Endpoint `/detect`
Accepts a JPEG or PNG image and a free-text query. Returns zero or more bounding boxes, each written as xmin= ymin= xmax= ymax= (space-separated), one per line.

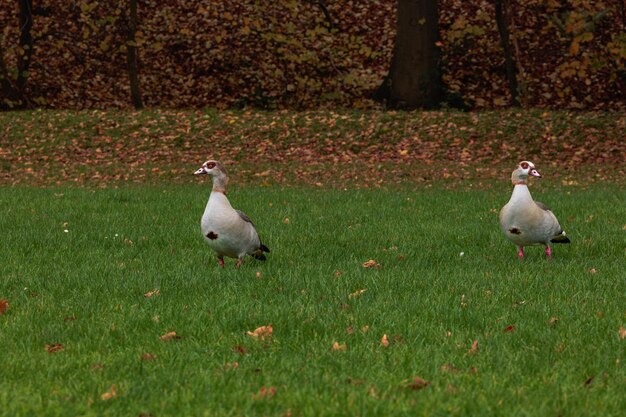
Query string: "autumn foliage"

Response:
xmin=0 ymin=0 xmax=624 ymax=110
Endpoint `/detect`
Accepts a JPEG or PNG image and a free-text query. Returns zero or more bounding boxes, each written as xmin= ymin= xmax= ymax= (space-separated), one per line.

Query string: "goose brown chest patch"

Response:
xmin=206 ymin=231 xmax=218 ymax=240
xmin=509 ymin=228 xmax=521 ymax=235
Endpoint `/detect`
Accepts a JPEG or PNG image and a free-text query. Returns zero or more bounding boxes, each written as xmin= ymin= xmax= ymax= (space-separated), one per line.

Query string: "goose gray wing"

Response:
xmin=535 ymin=201 xmax=551 ymax=211
xmin=235 ymin=209 xmax=256 ymax=227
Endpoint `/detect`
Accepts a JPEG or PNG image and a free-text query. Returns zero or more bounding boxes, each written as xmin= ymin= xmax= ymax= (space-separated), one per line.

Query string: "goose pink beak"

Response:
xmin=194 ymin=167 xmax=207 ymax=175
xmin=529 ymin=168 xmax=541 ymax=178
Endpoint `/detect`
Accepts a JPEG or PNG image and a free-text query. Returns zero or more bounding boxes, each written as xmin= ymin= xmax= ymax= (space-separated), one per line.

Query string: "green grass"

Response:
xmin=0 ymin=184 xmax=624 ymax=416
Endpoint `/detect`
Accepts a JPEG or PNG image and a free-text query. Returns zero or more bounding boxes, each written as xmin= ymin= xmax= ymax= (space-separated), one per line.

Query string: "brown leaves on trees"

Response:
xmin=0 ymin=1 xmax=624 ymax=109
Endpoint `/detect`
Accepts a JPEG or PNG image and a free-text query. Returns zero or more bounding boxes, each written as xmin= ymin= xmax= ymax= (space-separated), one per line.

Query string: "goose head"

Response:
xmin=194 ymin=160 xmax=229 ymax=191
xmin=511 ymin=161 xmax=541 ymax=184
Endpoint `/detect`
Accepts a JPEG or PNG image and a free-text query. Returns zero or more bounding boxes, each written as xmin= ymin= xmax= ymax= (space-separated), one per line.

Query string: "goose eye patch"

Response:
xmin=206 ymin=162 xmax=216 ymax=169
xmin=520 ymin=162 xmax=529 ymax=169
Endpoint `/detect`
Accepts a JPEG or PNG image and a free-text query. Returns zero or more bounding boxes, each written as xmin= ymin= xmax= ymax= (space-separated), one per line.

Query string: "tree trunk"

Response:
xmin=375 ymin=0 xmax=444 ymax=109
xmin=0 ymin=0 xmax=34 ymax=109
xmin=495 ymin=0 xmax=520 ymax=107
xmin=127 ymin=0 xmax=144 ymax=109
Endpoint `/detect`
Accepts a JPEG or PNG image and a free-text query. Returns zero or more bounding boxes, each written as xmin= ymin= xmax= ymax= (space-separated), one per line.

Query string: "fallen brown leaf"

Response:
xmin=503 ymin=325 xmax=516 ymax=332
xmin=246 ymin=324 xmax=273 ymax=340
xmin=467 ymin=339 xmax=479 ymax=354
xmin=406 ymin=376 xmax=430 ymax=391
xmin=348 ymin=288 xmax=367 ymax=299
xmin=100 ymin=385 xmax=116 ymax=400
xmin=144 ymin=289 xmax=160 ymax=298
xmin=0 ymin=299 xmax=8 ymax=315
xmin=381 ymin=334 xmax=390 ymax=347
xmin=331 ymin=342 xmax=347 ymax=351
xmin=160 ymin=331 xmax=180 ymax=341
xmin=141 ymin=353 xmax=157 ymax=361
xmin=619 ymin=326 xmax=626 ymax=340
xmin=252 ymin=386 xmax=276 ymax=400
xmin=232 ymin=345 xmax=247 ymax=354
xmin=45 ymin=343 xmax=63 ymax=353
xmin=362 ymin=259 xmax=380 ymax=268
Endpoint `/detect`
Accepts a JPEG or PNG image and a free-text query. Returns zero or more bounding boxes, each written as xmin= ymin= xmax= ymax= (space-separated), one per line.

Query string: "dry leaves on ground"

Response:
xmin=253 ymin=386 xmax=276 ymax=400
xmin=45 ymin=343 xmax=63 ymax=353
xmin=467 ymin=340 xmax=479 ymax=355
xmin=362 ymin=260 xmax=381 ymax=269
xmin=331 ymin=342 xmax=347 ymax=351
xmin=100 ymin=385 xmax=117 ymax=400
xmin=160 ymin=331 xmax=180 ymax=341
xmin=0 ymin=299 xmax=8 ymax=315
xmin=246 ymin=324 xmax=273 ymax=340
xmin=406 ymin=376 xmax=430 ymax=391
xmin=348 ymin=289 xmax=367 ymax=299
xmin=144 ymin=289 xmax=160 ymax=298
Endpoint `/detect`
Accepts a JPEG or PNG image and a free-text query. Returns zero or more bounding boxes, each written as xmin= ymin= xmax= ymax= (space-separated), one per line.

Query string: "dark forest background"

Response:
xmin=1 ymin=0 xmax=624 ymax=111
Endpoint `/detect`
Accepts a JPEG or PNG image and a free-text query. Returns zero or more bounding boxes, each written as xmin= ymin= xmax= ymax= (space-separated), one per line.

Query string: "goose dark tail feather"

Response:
xmin=251 ymin=243 xmax=270 ymax=261
xmin=551 ymin=232 xmax=571 ymax=244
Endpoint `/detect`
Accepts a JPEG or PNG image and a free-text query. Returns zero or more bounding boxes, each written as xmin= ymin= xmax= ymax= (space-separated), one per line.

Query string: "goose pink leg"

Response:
xmin=517 ymin=246 xmax=524 ymax=261
xmin=545 ymin=244 xmax=552 ymax=260
xmin=217 ymin=257 xmax=225 ymax=268
xmin=235 ymin=258 xmax=244 ymax=268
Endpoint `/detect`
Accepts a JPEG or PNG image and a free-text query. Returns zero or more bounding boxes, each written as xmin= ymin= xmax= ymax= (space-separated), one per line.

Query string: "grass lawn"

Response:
xmin=0 ymin=183 xmax=624 ymax=416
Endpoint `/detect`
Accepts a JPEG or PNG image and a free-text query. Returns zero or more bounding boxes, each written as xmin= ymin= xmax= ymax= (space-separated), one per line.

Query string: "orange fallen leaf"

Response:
xmin=252 ymin=385 xmax=276 ymax=400
xmin=141 ymin=353 xmax=157 ymax=361
xmin=331 ymin=341 xmax=347 ymax=351
xmin=503 ymin=325 xmax=516 ymax=332
xmin=348 ymin=288 xmax=367 ymax=299
xmin=362 ymin=259 xmax=380 ymax=268
xmin=619 ymin=326 xmax=626 ymax=340
xmin=160 ymin=331 xmax=180 ymax=341
xmin=381 ymin=334 xmax=390 ymax=347
xmin=467 ymin=339 xmax=479 ymax=354
xmin=246 ymin=324 xmax=273 ymax=340
xmin=45 ymin=343 xmax=63 ymax=353
xmin=100 ymin=385 xmax=116 ymax=400
xmin=144 ymin=289 xmax=160 ymax=298
xmin=0 ymin=299 xmax=8 ymax=315
xmin=232 ymin=345 xmax=247 ymax=354
xmin=548 ymin=316 xmax=559 ymax=326
xmin=407 ymin=376 xmax=430 ymax=390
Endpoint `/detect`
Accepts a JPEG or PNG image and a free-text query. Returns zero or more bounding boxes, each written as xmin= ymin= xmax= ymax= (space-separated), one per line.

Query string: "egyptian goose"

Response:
xmin=194 ymin=160 xmax=270 ymax=268
xmin=499 ymin=161 xmax=570 ymax=260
